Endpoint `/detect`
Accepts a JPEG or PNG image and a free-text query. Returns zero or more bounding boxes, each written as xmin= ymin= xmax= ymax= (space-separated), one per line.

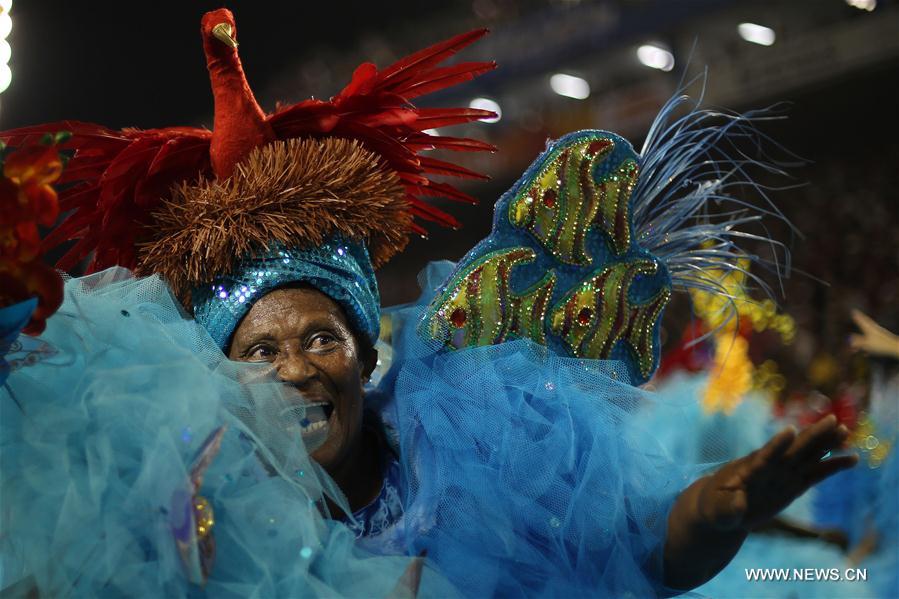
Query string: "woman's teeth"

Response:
xmin=303 ymin=419 xmax=328 ymax=433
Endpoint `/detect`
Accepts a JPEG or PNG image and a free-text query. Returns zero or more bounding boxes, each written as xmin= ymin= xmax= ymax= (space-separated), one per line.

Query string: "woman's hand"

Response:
xmin=664 ymin=415 xmax=857 ymax=590
xmin=698 ymin=414 xmax=858 ymax=532
xmin=849 ymin=309 xmax=899 ymax=359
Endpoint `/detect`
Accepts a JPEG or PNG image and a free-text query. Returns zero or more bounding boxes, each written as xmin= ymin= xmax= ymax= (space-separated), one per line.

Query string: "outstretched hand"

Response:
xmin=664 ymin=414 xmax=858 ymax=590
xmin=698 ymin=414 xmax=858 ymax=532
xmin=849 ymin=309 xmax=899 ymax=359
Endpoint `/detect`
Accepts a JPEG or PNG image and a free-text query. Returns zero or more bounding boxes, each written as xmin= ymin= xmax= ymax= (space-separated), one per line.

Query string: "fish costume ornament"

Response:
xmin=423 ymin=112 xmax=784 ymax=384
xmin=1 ymin=8 xmax=802 ymax=598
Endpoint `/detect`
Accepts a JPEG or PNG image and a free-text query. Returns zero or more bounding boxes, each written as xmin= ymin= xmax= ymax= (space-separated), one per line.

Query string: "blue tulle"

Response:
xmin=0 ymin=270 xmax=447 ymax=597
xmin=362 ymin=262 xmax=693 ymax=596
xmin=2 ymin=265 xmax=700 ymax=597
xmin=0 ymin=297 xmax=38 ymax=387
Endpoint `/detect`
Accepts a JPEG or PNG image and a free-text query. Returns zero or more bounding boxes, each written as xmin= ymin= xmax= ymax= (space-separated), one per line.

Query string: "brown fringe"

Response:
xmin=136 ymin=137 xmax=409 ymax=301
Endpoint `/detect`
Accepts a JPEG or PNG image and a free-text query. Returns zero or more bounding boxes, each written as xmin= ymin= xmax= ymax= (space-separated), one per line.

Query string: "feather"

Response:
xmin=395 ymin=61 xmax=497 ymax=100
xmin=632 ymin=75 xmax=801 ymax=335
xmin=147 ymin=135 xmax=212 ymax=177
xmin=412 ymin=108 xmax=497 ymax=130
xmin=407 ymin=181 xmax=479 ymax=204
xmin=408 ymin=196 xmax=461 ymax=228
xmin=378 ymin=29 xmax=489 ymax=88
xmin=405 ymin=134 xmax=496 ymax=153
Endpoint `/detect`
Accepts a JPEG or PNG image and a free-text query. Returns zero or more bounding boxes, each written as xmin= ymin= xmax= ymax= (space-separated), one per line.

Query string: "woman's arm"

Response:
xmin=662 ymin=415 xmax=857 ymax=590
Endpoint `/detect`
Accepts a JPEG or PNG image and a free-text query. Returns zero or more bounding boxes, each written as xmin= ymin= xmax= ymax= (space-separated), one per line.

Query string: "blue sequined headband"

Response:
xmin=192 ymin=237 xmax=380 ymax=351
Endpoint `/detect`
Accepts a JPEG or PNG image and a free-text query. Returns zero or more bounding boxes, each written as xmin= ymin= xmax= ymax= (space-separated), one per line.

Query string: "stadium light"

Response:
xmin=550 ymin=73 xmax=590 ymax=100
xmin=738 ymin=23 xmax=776 ymax=46
xmin=846 ymin=0 xmax=876 ymax=11
xmin=637 ymin=44 xmax=675 ymax=72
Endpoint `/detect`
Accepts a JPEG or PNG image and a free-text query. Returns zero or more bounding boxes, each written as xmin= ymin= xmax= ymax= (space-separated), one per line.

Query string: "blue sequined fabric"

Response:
xmin=192 ymin=237 xmax=381 ymax=350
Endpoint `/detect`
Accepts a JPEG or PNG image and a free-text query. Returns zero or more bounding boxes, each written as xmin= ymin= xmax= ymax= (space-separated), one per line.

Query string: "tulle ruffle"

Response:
xmin=366 ymin=262 xmax=691 ymax=597
xmin=0 ymin=269 xmax=445 ymax=597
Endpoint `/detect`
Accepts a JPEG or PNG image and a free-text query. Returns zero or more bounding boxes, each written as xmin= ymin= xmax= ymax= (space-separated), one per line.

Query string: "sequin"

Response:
xmin=192 ymin=238 xmax=380 ymax=350
xmin=194 ymin=496 xmax=214 ymax=539
xmin=508 ymin=135 xmax=636 ymax=265
xmin=549 ymin=259 xmax=670 ymax=379
xmin=425 ymin=247 xmax=556 ymax=349
xmin=577 ymin=307 xmax=592 ymax=325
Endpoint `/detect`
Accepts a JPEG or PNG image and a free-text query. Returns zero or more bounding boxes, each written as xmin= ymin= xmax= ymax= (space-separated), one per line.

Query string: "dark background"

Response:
xmin=2 ymin=0 xmax=897 ymax=397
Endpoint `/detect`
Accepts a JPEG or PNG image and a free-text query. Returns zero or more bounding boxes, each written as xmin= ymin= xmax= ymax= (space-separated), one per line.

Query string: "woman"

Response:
xmin=1 ymin=8 xmax=857 ymax=597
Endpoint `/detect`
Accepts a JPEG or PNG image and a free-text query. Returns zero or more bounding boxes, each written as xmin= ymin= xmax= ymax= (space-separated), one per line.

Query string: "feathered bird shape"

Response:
xmin=1 ymin=8 xmax=496 ymax=273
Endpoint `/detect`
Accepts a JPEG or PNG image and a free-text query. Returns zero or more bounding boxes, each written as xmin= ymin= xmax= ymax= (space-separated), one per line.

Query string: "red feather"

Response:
xmin=395 ymin=62 xmax=497 ymax=100
xmin=406 ymin=134 xmax=496 ymax=153
xmin=408 ymin=198 xmax=461 ymax=228
xmin=407 ymin=182 xmax=480 ymax=205
xmin=378 ymin=29 xmax=489 ymax=89
xmin=412 ymin=107 xmax=497 ymax=130
xmin=2 ymin=22 xmax=493 ymax=274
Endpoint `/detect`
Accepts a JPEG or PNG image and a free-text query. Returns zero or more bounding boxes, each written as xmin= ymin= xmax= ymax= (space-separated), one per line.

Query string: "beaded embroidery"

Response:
xmin=426 ymin=247 xmax=556 ymax=348
xmin=508 ymin=136 xmax=637 ymax=264
xmin=549 ymin=259 xmax=669 ymax=380
xmin=422 ymin=130 xmax=672 ymax=385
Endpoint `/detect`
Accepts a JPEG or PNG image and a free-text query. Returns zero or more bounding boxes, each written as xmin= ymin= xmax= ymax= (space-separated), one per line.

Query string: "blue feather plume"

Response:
xmin=632 ymin=76 xmax=803 ymax=333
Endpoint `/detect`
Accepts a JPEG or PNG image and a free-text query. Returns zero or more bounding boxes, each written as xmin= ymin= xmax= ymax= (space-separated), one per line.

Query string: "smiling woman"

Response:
xmin=0 ymin=6 xmax=861 ymax=599
xmin=228 ymin=286 xmax=385 ymax=516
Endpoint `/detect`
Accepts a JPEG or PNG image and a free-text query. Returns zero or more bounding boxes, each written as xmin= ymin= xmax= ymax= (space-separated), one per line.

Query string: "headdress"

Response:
xmin=1 ymin=8 xmax=496 ymax=347
xmin=423 ymin=93 xmax=793 ymax=385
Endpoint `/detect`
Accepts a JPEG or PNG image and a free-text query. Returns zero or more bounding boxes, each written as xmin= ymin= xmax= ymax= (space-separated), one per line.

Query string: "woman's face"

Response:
xmin=228 ymin=286 xmax=374 ymax=473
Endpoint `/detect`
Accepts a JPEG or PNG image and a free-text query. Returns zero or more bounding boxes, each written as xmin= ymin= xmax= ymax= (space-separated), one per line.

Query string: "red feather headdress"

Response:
xmin=1 ymin=8 xmax=495 ymax=293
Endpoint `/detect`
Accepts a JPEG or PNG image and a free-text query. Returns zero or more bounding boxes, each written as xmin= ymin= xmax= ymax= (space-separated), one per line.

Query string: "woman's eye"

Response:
xmin=246 ymin=345 xmax=276 ymax=361
xmin=309 ymin=333 xmax=338 ymax=350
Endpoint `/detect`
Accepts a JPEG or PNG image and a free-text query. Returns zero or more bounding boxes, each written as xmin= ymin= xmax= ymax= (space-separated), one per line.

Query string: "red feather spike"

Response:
xmin=377 ymin=29 xmax=490 ymax=88
xmin=407 ymin=182 xmax=480 ymax=205
xmin=394 ymin=62 xmax=497 ymax=100
xmin=409 ymin=198 xmax=461 ymax=228
xmin=410 ymin=222 xmax=428 ymax=237
xmin=405 ymin=134 xmax=497 ymax=153
xmin=412 ymin=107 xmax=497 ymax=130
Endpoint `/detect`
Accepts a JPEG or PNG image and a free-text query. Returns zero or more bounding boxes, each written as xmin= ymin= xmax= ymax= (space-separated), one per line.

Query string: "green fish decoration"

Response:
xmin=426 ymin=247 xmax=556 ymax=349
xmin=508 ymin=136 xmax=638 ymax=265
xmin=422 ymin=130 xmax=674 ymax=384
xmin=549 ymin=259 xmax=670 ymax=380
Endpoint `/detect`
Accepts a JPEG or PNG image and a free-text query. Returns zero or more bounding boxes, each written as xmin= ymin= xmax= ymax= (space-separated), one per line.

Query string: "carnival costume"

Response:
xmin=2 ymin=8 xmax=804 ymax=597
